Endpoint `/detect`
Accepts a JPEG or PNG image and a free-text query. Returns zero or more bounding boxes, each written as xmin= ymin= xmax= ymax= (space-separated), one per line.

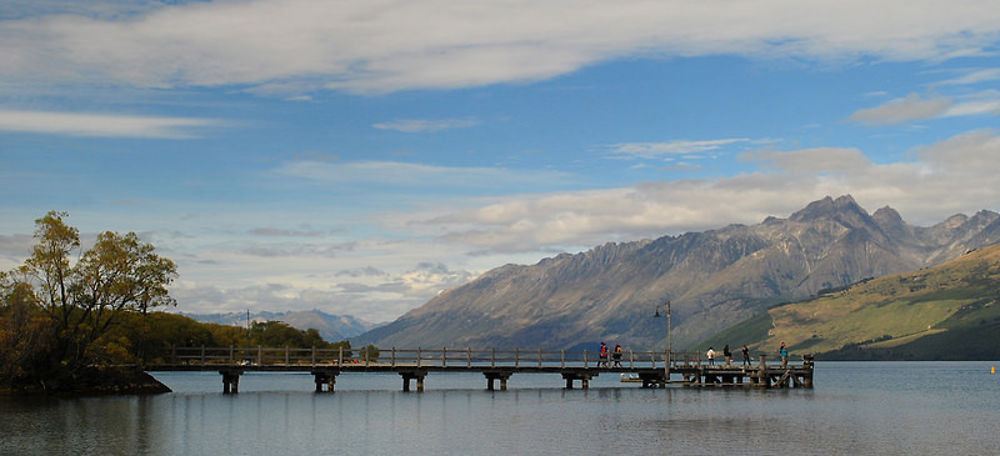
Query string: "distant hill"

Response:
xmin=182 ymin=309 xmax=380 ymax=343
xmin=698 ymin=243 xmax=1000 ymax=360
xmin=357 ymin=195 xmax=1000 ymax=350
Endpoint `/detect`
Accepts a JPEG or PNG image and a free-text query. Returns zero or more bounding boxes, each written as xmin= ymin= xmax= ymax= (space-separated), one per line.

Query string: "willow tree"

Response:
xmin=1 ymin=211 xmax=177 ymax=387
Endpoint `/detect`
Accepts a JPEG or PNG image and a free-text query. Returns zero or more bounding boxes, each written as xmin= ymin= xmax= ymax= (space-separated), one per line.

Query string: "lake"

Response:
xmin=2 ymin=362 xmax=998 ymax=455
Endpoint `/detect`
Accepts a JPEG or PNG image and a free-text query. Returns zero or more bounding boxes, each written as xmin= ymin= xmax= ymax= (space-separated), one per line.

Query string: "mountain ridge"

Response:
xmin=182 ymin=309 xmax=380 ymax=343
xmin=357 ymin=195 xmax=1000 ymax=350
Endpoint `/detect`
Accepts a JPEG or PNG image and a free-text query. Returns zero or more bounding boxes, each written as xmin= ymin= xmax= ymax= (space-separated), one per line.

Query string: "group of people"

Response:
xmin=596 ymin=340 xmax=790 ymax=369
xmin=598 ymin=342 xmax=624 ymax=368
xmin=705 ymin=342 xmax=789 ymax=367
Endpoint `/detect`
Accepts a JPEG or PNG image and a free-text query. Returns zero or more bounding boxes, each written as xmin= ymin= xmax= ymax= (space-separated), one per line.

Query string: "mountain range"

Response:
xmin=183 ymin=309 xmax=380 ymax=342
xmin=356 ymin=195 xmax=1000 ymax=350
xmin=700 ymin=242 xmax=1000 ymax=360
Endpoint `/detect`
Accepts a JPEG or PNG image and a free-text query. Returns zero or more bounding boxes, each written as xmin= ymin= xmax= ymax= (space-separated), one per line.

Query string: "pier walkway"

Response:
xmin=146 ymin=346 xmax=814 ymax=393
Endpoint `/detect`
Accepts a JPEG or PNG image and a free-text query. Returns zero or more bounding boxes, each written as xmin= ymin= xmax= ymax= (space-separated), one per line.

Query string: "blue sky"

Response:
xmin=2 ymin=0 xmax=999 ymax=322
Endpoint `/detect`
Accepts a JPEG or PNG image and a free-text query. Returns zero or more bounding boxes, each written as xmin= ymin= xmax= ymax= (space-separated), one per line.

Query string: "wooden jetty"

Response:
xmin=146 ymin=346 xmax=814 ymax=394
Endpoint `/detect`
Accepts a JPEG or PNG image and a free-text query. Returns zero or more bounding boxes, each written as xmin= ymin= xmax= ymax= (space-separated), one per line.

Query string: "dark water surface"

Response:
xmin=2 ymin=362 xmax=998 ymax=455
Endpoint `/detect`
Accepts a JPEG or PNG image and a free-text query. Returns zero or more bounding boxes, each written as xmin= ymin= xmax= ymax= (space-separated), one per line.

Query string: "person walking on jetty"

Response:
xmin=706 ymin=347 xmax=716 ymax=365
xmin=612 ymin=344 xmax=623 ymax=367
xmin=741 ymin=344 xmax=751 ymax=367
xmin=599 ymin=342 xmax=609 ymax=368
xmin=723 ymin=344 xmax=732 ymax=366
xmin=779 ymin=341 xmax=789 ymax=368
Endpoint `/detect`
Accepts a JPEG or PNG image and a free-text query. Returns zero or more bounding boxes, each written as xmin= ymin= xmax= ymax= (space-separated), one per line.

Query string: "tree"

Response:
xmin=1 ymin=211 xmax=178 ymax=389
xmin=246 ymin=321 xmax=335 ymax=349
xmin=358 ymin=344 xmax=379 ymax=362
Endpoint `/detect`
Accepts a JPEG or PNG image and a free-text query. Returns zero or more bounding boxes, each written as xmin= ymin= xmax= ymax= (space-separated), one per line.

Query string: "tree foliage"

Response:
xmin=1 ymin=211 xmax=177 ymax=390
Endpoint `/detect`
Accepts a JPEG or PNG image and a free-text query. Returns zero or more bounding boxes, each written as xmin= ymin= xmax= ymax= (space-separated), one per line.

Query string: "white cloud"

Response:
xmin=2 ymin=1 xmax=1000 ymax=93
xmin=372 ymin=118 xmax=481 ymax=133
xmin=847 ymin=93 xmax=953 ymax=126
xmin=747 ymin=147 xmax=872 ymax=174
xmin=608 ymin=138 xmax=751 ymax=159
xmin=415 ymin=129 xmax=1000 ymax=252
xmin=0 ymin=109 xmax=224 ymax=138
xmin=274 ymin=160 xmax=574 ymax=190
xmin=942 ymin=90 xmax=1000 ymax=117
xmin=168 ymin=250 xmax=480 ymax=322
xmin=936 ymin=68 xmax=1000 ymax=86
xmin=915 ymin=129 xmax=1000 ymax=173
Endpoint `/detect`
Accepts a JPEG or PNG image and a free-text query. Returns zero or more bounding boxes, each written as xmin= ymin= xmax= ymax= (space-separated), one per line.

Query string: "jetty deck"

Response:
xmin=147 ymin=346 xmax=814 ymax=393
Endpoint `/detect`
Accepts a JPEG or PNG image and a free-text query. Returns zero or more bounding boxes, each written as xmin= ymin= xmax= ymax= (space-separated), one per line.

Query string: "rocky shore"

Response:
xmin=2 ymin=366 xmax=171 ymax=395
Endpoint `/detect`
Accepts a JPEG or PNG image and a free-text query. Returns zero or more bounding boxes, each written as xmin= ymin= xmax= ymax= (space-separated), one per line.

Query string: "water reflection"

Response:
xmin=2 ymin=363 xmax=999 ymax=455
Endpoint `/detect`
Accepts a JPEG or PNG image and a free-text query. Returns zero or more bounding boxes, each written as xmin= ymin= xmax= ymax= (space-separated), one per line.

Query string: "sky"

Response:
xmin=2 ymin=0 xmax=1000 ymax=323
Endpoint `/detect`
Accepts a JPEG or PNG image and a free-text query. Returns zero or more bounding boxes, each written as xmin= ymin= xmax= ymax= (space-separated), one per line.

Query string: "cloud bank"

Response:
xmin=3 ymin=0 xmax=1000 ymax=94
xmin=0 ymin=109 xmax=224 ymax=138
xmin=416 ymin=129 xmax=1000 ymax=253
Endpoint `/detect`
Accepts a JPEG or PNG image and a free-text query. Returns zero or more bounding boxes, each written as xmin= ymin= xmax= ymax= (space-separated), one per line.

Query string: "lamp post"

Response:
xmin=654 ymin=300 xmax=671 ymax=384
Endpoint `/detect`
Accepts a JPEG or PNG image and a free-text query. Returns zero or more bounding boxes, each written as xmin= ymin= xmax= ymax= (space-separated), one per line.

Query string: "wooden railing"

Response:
xmin=152 ymin=345 xmax=719 ymax=369
xmin=150 ymin=345 xmax=802 ymax=371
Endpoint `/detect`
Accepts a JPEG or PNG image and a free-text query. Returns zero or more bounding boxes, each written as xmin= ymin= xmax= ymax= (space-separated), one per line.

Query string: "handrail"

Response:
xmin=152 ymin=345 xmax=718 ymax=369
xmin=151 ymin=345 xmax=805 ymax=371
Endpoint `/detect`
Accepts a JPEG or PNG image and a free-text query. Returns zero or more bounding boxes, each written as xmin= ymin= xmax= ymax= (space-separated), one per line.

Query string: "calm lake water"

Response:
xmin=2 ymin=362 xmax=998 ymax=455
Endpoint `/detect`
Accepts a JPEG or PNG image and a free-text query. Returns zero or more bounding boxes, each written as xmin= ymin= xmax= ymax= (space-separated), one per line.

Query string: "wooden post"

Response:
xmin=257 ymin=345 xmax=263 ymax=366
xmin=442 ymin=347 xmax=447 ymax=367
xmin=802 ymin=354 xmax=814 ymax=388
xmin=561 ymin=349 xmax=566 ymax=368
xmin=758 ymin=354 xmax=769 ymax=388
xmin=417 ymin=347 xmax=422 ymax=368
xmin=311 ymin=346 xmax=316 ymax=366
xmin=664 ymin=350 xmax=670 ymax=383
xmin=629 ymin=349 xmax=634 ymax=369
xmin=285 ymin=346 xmax=290 ymax=365
xmin=364 ymin=347 xmax=370 ymax=366
xmin=313 ymin=371 xmax=337 ymax=393
xmin=466 ymin=347 xmax=471 ymax=368
xmin=229 ymin=345 xmax=234 ymax=364
xmin=491 ymin=348 xmax=496 ymax=367
xmin=515 ymin=348 xmax=520 ymax=367
xmin=220 ymin=369 xmax=241 ymax=394
xmin=584 ymin=350 xmax=589 ymax=368
xmin=338 ymin=346 xmax=344 ymax=366
xmin=200 ymin=345 xmax=206 ymax=365
xmin=538 ymin=348 xmax=543 ymax=367
xmin=391 ymin=347 xmax=396 ymax=367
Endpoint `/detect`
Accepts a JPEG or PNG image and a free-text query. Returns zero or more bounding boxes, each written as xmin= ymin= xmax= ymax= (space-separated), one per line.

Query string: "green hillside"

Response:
xmin=698 ymin=244 xmax=1000 ymax=360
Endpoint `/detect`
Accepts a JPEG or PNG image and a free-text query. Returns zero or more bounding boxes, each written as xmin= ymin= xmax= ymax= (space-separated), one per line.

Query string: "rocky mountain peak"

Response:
xmin=940 ymin=214 xmax=970 ymax=229
xmin=969 ymin=210 xmax=1000 ymax=227
xmin=872 ymin=205 xmax=908 ymax=239
xmin=872 ymin=206 xmax=902 ymax=224
xmin=789 ymin=194 xmax=866 ymax=223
